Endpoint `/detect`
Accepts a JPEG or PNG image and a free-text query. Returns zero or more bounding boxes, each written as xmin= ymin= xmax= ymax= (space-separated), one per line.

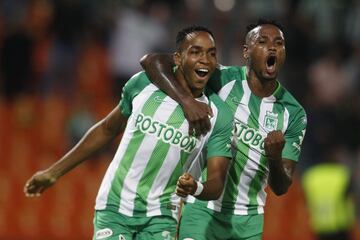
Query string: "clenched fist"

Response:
xmin=176 ymin=173 xmax=197 ymax=198
xmin=24 ymin=170 xmax=57 ymax=197
xmin=264 ymin=130 xmax=285 ymax=160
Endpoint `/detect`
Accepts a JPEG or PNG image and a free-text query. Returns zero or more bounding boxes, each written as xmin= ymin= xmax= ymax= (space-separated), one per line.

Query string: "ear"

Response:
xmin=173 ymin=52 xmax=181 ymax=66
xmin=243 ymin=44 xmax=249 ymax=60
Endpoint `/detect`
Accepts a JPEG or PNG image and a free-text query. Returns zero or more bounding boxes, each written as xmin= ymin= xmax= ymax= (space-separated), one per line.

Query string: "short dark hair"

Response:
xmin=246 ymin=18 xmax=284 ymax=34
xmin=176 ymin=25 xmax=214 ymax=50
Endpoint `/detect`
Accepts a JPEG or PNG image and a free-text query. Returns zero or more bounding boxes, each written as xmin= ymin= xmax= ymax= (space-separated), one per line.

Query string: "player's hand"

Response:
xmin=181 ymin=97 xmax=213 ymax=137
xmin=264 ymin=130 xmax=285 ymax=160
xmin=176 ymin=173 xmax=197 ymax=198
xmin=24 ymin=170 xmax=57 ymax=197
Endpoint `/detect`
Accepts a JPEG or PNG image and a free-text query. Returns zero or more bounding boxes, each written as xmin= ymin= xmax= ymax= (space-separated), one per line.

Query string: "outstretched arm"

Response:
xmin=24 ymin=107 xmax=127 ymax=197
xmin=140 ymin=53 xmax=213 ymax=136
xmin=265 ymin=131 xmax=295 ymax=196
xmin=176 ymin=156 xmax=229 ymax=200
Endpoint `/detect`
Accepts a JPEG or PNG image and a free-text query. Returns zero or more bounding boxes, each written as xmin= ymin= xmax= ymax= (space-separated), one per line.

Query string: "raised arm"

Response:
xmin=140 ymin=53 xmax=212 ymax=136
xmin=265 ymin=131 xmax=295 ymax=195
xmin=176 ymin=156 xmax=229 ymax=200
xmin=140 ymin=54 xmax=190 ymax=103
xmin=24 ymin=107 xmax=127 ymax=197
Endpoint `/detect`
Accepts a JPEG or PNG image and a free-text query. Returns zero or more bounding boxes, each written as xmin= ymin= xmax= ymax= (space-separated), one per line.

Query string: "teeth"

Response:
xmin=197 ymin=69 xmax=209 ymax=73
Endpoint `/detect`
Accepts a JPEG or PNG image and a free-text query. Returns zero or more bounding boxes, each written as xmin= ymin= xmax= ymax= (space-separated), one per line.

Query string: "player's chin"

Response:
xmin=193 ymin=80 xmax=208 ymax=90
xmin=195 ymin=85 xmax=206 ymax=92
xmin=262 ymin=71 xmax=278 ymax=80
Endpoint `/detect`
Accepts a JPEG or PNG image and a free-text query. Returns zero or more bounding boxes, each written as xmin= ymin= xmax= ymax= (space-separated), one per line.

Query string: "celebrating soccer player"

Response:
xmin=24 ymin=26 xmax=233 ymax=240
xmin=140 ymin=19 xmax=307 ymax=240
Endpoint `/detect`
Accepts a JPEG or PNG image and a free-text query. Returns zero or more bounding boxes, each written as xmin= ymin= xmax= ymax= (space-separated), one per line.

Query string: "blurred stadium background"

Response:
xmin=1 ymin=0 xmax=360 ymax=239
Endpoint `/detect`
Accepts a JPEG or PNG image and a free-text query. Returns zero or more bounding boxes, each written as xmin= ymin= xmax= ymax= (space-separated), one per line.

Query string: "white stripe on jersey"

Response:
xmin=207 ymin=80 xmax=252 ymax=213
xmin=240 ymin=80 xmax=252 ymax=106
xmin=217 ymin=80 xmax=236 ymax=100
xmin=94 ymin=84 xmax=155 ymax=210
xmin=119 ymin=95 xmax=178 ymax=216
xmin=255 ymin=100 xmax=274 ymax=213
xmin=282 ymin=107 xmax=290 ymax=133
xmin=232 ymin=80 xmax=254 ymax=215
xmin=181 ymin=101 xmax=220 ymax=208
xmin=256 ymin=181 xmax=267 ymax=214
xmin=234 ymin=148 xmax=260 ymax=215
xmin=146 ymin=120 xmax=187 ymax=217
xmin=146 ymin=97 xmax=217 ymax=218
xmin=95 ymin=121 xmax=134 ymax=210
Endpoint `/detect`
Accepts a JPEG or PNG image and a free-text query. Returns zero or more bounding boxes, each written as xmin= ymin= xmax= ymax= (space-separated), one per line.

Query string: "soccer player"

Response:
xmin=24 ymin=26 xmax=233 ymax=240
xmin=140 ymin=19 xmax=307 ymax=240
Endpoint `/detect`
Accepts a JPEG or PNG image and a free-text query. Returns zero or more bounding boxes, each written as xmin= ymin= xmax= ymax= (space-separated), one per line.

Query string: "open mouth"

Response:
xmin=266 ymin=55 xmax=276 ymax=68
xmin=195 ymin=68 xmax=209 ymax=78
xmin=265 ymin=55 xmax=277 ymax=75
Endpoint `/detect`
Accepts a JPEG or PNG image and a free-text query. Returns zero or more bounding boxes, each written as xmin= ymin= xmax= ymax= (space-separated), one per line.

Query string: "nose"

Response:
xmin=199 ymin=52 xmax=210 ymax=64
xmin=268 ymin=43 xmax=276 ymax=52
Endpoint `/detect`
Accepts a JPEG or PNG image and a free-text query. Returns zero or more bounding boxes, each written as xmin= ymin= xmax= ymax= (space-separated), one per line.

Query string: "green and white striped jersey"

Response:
xmin=95 ymin=71 xmax=233 ymax=220
xmin=188 ymin=65 xmax=307 ymax=215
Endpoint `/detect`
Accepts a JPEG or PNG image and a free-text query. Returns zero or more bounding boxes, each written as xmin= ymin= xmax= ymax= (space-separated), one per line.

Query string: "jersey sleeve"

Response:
xmin=207 ymin=65 xmax=245 ymax=93
xmin=119 ymin=71 xmax=151 ymax=117
xmin=205 ymin=93 xmax=233 ymax=159
xmin=282 ymin=108 xmax=307 ymax=161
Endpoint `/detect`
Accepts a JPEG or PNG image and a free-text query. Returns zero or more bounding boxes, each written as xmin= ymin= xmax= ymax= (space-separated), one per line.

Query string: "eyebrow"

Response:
xmin=190 ymin=45 xmax=217 ymax=51
xmin=258 ymin=35 xmax=284 ymax=41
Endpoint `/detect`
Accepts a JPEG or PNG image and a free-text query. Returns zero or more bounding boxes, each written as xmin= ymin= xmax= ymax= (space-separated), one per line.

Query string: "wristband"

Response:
xmin=193 ymin=181 xmax=204 ymax=196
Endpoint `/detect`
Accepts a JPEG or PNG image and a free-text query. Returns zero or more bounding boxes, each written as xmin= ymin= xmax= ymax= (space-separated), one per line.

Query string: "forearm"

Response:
xmin=268 ymin=158 xmax=293 ymax=196
xmin=196 ymin=179 xmax=224 ymax=200
xmin=140 ymin=53 xmax=192 ymax=103
xmin=194 ymin=157 xmax=229 ymax=200
xmin=48 ymin=121 xmax=117 ymax=179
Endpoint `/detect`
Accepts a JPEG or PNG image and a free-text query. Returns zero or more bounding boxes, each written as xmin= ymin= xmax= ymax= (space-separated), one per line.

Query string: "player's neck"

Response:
xmin=247 ymin=70 xmax=278 ymax=98
xmin=174 ymin=69 xmax=201 ymax=97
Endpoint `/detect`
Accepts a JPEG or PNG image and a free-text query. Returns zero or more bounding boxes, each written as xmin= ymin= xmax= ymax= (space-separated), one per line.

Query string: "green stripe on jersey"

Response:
xmin=237 ymin=93 xmax=261 ymax=213
xmin=220 ymin=148 xmax=248 ymax=213
xmin=247 ymin=94 xmax=265 ymax=214
xmin=159 ymin=150 xmax=188 ymax=216
xmin=106 ymin=91 xmax=163 ymax=209
xmin=272 ymin=103 xmax=285 ymax=131
xmin=223 ymin=80 xmax=245 ymax=114
xmin=246 ymin=99 xmax=284 ymax=214
xmin=133 ymin=105 xmax=185 ymax=216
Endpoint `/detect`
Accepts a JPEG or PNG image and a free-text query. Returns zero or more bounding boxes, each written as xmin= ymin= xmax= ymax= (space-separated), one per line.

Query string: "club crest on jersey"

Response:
xmin=264 ymin=111 xmax=278 ymax=131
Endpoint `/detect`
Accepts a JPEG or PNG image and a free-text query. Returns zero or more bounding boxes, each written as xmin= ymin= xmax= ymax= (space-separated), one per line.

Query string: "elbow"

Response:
xmin=204 ymin=192 xmax=221 ymax=201
xmin=272 ymin=187 xmax=288 ymax=196
xmin=199 ymin=186 xmax=223 ymax=200
xmin=270 ymin=180 xmax=292 ymax=196
xmin=210 ymin=186 xmax=224 ymax=200
xmin=213 ymin=191 xmax=222 ymax=200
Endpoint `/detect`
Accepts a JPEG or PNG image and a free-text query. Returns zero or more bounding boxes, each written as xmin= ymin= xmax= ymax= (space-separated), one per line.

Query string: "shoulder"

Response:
xmin=277 ymin=87 xmax=307 ymax=135
xmin=216 ymin=64 xmax=246 ymax=79
xmin=207 ymin=91 xmax=233 ymax=124
xmin=120 ymin=71 xmax=153 ymax=104
xmin=121 ymin=71 xmax=155 ymax=100
xmin=207 ymin=65 xmax=246 ymax=93
xmin=123 ymin=71 xmax=151 ymax=91
xmin=218 ymin=64 xmax=244 ymax=73
xmin=278 ymin=85 xmax=307 ymax=119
